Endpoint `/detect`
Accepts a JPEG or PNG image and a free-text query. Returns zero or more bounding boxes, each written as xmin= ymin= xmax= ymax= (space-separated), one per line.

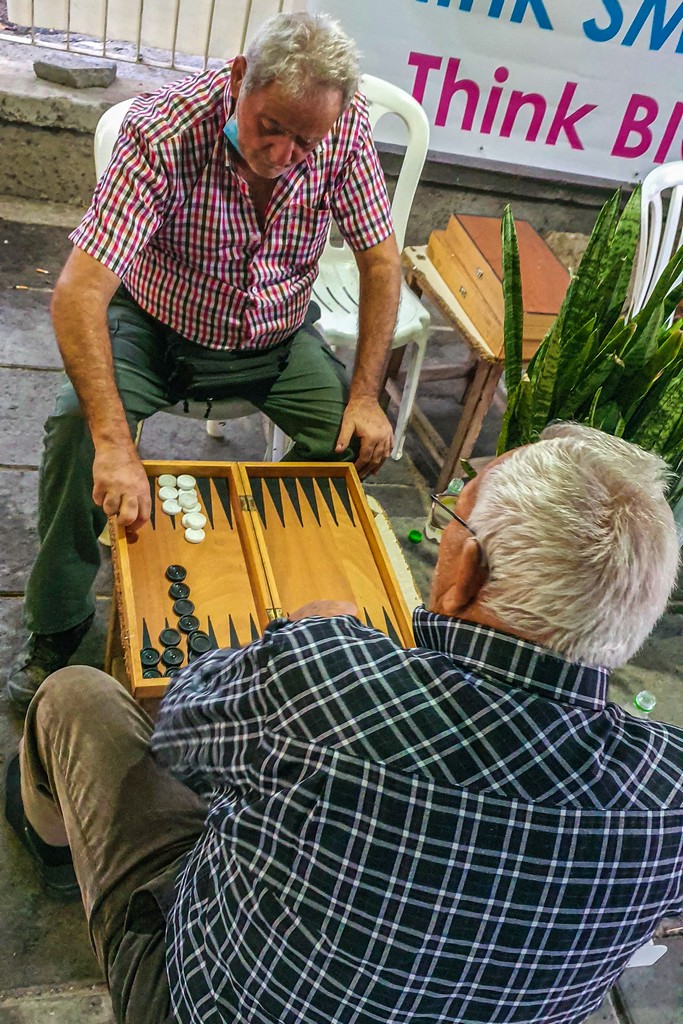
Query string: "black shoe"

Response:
xmin=4 ymin=754 xmax=80 ymax=901
xmin=5 ymin=613 xmax=95 ymax=714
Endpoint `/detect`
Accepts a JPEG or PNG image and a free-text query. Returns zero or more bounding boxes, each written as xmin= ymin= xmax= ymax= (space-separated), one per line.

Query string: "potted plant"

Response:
xmin=497 ymin=188 xmax=683 ymax=530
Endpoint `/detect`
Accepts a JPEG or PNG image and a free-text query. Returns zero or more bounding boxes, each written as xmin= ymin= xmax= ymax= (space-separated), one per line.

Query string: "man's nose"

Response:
xmin=270 ymin=137 xmax=299 ymax=167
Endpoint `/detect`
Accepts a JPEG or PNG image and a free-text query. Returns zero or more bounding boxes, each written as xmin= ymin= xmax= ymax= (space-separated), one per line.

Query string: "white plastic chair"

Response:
xmin=94 ymin=98 xmax=282 ymax=458
xmin=313 ymin=73 xmax=431 ymax=459
xmin=629 ymin=161 xmax=683 ymax=318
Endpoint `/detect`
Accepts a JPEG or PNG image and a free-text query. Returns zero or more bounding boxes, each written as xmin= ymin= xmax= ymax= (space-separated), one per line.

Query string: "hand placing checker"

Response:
xmin=157 ymin=474 xmax=205 ymax=543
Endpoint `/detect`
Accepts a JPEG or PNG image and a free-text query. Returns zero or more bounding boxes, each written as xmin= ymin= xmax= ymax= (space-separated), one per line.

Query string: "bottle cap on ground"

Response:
xmin=633 ymin=690 xmax=657 ymax=713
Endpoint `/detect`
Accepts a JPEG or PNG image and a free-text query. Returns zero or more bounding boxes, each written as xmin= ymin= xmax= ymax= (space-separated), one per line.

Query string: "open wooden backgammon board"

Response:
xmin=107 ymin=461 xmax=415 ymax=705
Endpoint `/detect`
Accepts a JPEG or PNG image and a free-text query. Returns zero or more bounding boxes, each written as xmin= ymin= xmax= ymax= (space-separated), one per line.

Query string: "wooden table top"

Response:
xmin=402 ymin=246 xmax=502 ymax=366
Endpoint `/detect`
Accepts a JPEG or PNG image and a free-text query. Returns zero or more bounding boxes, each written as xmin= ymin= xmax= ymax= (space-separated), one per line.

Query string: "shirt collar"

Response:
xmin=412 ymin=607 xmax=609 ymax=712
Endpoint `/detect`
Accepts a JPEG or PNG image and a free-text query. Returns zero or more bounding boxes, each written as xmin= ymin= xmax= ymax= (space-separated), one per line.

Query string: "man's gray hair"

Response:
xmin=242 ymin=12 xmax=360 ymax=108
xmin=468 ymin=423 xmax=679 ymax=668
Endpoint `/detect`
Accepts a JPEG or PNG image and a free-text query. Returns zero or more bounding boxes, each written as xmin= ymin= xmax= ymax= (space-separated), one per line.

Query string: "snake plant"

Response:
xmin=497 ymin=188 xmax=683 ymax=510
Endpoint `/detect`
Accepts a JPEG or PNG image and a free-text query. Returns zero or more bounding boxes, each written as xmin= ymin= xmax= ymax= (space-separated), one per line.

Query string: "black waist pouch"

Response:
xmin=164 ymin=302 xmax=322 ymax=406
xmin=165 ymin=334 xmax=294 ymax=405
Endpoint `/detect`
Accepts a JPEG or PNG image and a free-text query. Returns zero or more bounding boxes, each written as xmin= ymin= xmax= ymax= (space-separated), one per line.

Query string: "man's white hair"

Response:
xmin=468 ymin=424 xmax=679 ymax=667
xmin=242 ymin=12 xmax=360 ymax=109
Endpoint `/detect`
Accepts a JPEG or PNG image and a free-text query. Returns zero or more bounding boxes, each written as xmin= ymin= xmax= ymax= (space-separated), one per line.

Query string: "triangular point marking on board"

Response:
xmin=213 ymin=476 xmax=232 ymax=528
xmin=249 ymin=475 xmax=267 ymax=525
xmin=207 ymin=616 xmax=219 ymax=650
xmin=383 ymin=608 xmax=401 ymax=645
xmin=314 ymin=477 xmax=339 ymax=526
xmin=280 ymin=476 xmax=304 ymax=527
xmin=264 ymin=476 xmax=286 ymax=529
xmin=228 ymin=616 xmax=240 ymax=649
xmin=196 ymin=477 xmax=214 ymax=529
xmin=142 ymin=619 xmax=152 ymax=649
xmin=330 ymin=476 xmax=355 ymax=526
xmin=298 ymin=477 xmax=322 ymax=526
xmin=149 ymin=477 xmax=156 ymax=530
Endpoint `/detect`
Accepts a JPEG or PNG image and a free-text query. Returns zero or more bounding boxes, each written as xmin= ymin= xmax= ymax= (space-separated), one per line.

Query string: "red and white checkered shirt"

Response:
xmin=70 ymin=65 xmax=394 ymax=350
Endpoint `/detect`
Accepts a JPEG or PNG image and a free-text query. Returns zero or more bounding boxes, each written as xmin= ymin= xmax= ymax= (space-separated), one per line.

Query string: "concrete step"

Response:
xmin=0 ymin=983 xmax=113 ymax=1023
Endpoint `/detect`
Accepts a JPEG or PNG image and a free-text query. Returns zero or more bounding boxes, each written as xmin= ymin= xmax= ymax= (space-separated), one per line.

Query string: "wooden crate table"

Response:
xmin=401 ymin=216 xmax=569 ymax=492
xmin=106 ymin=460 xmax=415 ymax=714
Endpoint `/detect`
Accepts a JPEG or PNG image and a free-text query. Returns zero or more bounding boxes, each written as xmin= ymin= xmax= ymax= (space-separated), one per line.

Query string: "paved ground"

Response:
xmin=0 ymin=200 xmax=680 ymax=1023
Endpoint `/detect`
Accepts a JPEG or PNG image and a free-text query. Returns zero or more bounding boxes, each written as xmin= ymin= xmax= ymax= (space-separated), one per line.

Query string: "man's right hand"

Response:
xmin=92 ymin=443 xmax=152 ymax=531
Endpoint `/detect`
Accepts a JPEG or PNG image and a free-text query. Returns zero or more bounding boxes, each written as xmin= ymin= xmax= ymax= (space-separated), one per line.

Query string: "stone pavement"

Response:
xmin=0 ymin=200 xmax=680 ymax=1023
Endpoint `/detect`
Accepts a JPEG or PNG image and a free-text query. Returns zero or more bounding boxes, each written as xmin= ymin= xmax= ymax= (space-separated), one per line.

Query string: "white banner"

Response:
xmin=307 ymin=0 xmax=683 ymax=185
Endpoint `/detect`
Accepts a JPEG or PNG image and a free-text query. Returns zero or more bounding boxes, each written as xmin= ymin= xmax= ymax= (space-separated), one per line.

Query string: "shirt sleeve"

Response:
xmin=329 ymin=105 xmax=395 ymax=252
xmin=149 ymin=622 xmax=286 ymax=797
xmin=69 ymin=118 xmax=176 ymax=278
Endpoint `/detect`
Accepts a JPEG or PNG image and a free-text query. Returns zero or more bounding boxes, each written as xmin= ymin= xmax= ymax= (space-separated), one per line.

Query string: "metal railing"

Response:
xmin=4 ymin=0 xmax=304 ymax=71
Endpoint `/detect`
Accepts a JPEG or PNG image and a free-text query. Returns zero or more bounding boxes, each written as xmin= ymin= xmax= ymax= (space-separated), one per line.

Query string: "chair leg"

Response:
xmin=265 ymin=422 xmax=293 ymax=461
xmin=206 ymin=420 xmax=225 ymax=438
xmin=390 ymin=334 xmax=428 ymax=461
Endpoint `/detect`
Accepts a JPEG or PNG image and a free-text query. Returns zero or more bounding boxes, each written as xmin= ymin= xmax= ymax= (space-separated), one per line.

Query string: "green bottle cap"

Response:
xmin=633 ymin=690 xmax=656 ymax=713
xmin=408 ymin=529 xmax=423 ymax=544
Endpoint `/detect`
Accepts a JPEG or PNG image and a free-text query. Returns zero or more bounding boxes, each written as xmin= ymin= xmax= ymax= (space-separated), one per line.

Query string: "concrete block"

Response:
xmin=0 ymin=367 xmax=63 ymax=466
xmin=0 ymin=983 xmax=113 ymax=1022
xmin=33 ymin=55 xmax=117 ymax=90
xmin=615 ymin=934 xmax=683 ymax=1024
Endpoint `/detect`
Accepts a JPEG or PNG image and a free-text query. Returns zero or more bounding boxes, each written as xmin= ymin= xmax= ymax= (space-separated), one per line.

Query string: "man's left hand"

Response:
xmin=335 ymin=397 xmax=393 ymax=478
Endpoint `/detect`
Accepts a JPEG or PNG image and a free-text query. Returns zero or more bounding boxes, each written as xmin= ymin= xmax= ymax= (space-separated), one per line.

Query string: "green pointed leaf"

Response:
xmin=587 ymin=387 xmax=603 ymax=427
xmin=496 ymin=381 xmax=520 ymax=454
xmin=630 ymin=372 xmax=683 ymax=454
xmin=575 ymin=319 xmax=635 ymax=384
xmin=620 ymin=303 xmax=666 ymax=372
xmin=561 ymin=191 xmax=621 ymax=345
xmin=530 ymin=324 xmax=563 ymax=436
xmin=624 ymin=369 xmax=677 ymax=434
xmin=592 ymin=355 xmax=626 ymax=407
xmin=593 ymin=400 xmax=624 ymax=436
xmin=515 ymin=375 xmax=534 ymax=445
xmin=556 ymin=352 xmax=622 ymax=420
xmin=501 ymin=206 xmax=523 ymax=393
xmin=660 ymin=412 xmax=683 ymax=466
xmin=550 ymin=318 xmax=598 ymax=416
xmin=595 ymin=186 xmax=641 ymax=329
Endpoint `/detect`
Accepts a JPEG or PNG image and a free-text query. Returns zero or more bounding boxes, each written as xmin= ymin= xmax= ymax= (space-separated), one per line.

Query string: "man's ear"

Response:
xmin=439 ymin=536 xmax=487 ymax=616
xmin=230 ymin=56 xmax=247 ymax=99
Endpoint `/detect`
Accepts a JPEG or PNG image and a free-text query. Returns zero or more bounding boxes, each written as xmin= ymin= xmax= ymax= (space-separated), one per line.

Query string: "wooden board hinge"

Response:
xmin=266 ymin=607 xmax=284 ymax=620
xmin=240 ymin=494 xmax=256 ymax=512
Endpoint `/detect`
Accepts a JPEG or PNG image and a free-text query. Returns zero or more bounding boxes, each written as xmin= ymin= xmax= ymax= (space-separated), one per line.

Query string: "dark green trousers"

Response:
xmin=25 ymin=290 xmax=351 ymax=634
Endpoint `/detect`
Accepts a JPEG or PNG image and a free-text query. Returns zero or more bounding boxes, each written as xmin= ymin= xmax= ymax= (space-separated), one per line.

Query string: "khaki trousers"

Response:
xmin=21 ymin=667 xmax=207 ymax=1024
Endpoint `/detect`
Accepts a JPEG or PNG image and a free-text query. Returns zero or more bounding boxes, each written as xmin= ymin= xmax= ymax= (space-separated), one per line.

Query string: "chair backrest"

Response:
xmin=630 ymin=160 xmax=683 ymax=317
xmin=93 ymin=76 xmax=431 ymax=249
xmin=94 ymin=98 xmax=135 ymax=181
xmin=357 ymin=73 xmax=430 ymax=252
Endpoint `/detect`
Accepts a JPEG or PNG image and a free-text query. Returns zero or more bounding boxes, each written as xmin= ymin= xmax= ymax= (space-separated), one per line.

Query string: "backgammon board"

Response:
xmin=108 ymin=461 xmax=415 ymax=703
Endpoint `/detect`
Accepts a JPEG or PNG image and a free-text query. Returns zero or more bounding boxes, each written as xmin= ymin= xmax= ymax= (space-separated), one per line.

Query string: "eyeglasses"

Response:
xmin=428 ymin=492 xmax=489 ymax=569
xmin=429 ymin=493 xmax=478 ymax=537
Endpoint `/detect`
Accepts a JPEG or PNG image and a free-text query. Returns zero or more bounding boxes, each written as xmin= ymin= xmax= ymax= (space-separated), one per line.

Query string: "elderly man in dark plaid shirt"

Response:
xmin=7 ymin=423 xmax=683 ymax=1024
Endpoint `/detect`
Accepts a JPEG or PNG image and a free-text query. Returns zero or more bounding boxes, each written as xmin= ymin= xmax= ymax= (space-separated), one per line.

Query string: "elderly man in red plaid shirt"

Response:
xmin=7 ymin=12 xmax=402 ymax=711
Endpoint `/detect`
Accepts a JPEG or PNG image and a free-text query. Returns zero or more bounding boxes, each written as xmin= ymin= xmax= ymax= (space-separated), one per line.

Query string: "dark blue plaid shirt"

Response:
xmin=151 ymin=608 xmax=683 ymax=1024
